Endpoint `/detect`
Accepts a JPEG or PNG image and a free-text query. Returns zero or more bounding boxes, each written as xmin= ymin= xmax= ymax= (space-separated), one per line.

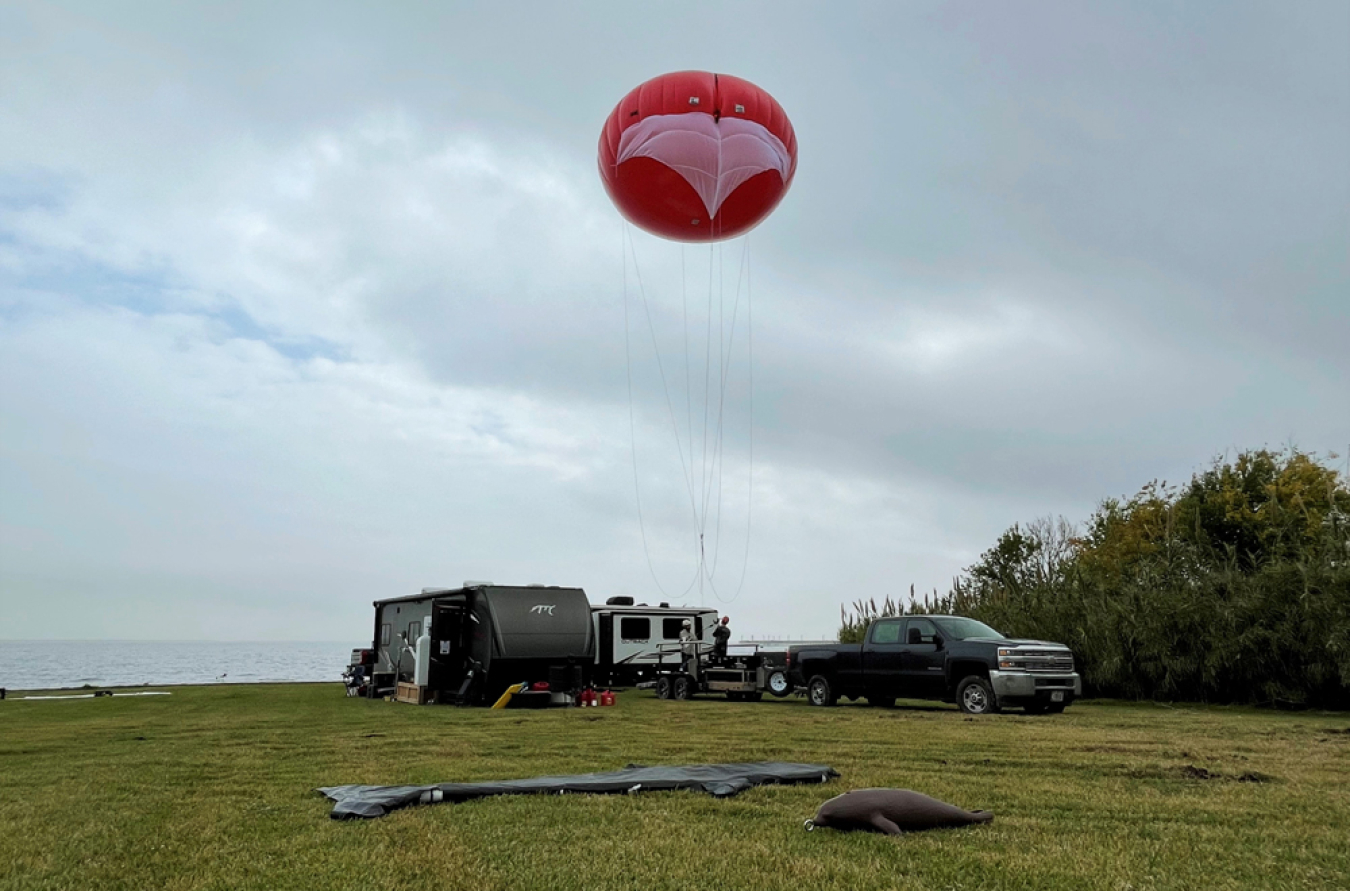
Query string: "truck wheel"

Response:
xmin=957 ymin=676 xmax=999 ymax=715
xmin=673 ymin=676 xmax=694 ymax=701
xmin=868 ymin=696 xmax=895 ymax=709
xmin=807 ymin=675 xmax=837 ymax=707
xmin=655 ymin=676 xmax=672 ymax=700
xmin=766 ymin=669 xmax=792 ymax=698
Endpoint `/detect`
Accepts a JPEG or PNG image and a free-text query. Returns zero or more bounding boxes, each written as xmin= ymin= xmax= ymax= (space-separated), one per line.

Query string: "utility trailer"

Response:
xmin=651 ymin=642 xmax=792 ymax=702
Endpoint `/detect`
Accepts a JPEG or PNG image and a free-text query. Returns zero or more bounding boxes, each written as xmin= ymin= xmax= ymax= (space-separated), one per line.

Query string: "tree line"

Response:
xmin=840 ymin=448 xmax=1350 ymax=708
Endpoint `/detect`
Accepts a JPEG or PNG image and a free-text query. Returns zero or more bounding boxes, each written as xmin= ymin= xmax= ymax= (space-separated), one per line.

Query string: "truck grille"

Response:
xmin=1017 ymin=650 xmax=1074 ymax=672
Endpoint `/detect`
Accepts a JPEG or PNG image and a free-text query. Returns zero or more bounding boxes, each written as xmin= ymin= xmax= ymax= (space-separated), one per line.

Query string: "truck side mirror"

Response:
xmin=934 ymin=635 xmax=944 ymax=650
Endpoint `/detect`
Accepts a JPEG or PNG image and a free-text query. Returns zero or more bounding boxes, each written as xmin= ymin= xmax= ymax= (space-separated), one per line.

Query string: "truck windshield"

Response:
xmin=933 ymin=617 xmax=1003 ymax=640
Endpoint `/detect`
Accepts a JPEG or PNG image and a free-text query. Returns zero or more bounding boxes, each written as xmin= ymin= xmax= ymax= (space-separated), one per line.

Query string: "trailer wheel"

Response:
xmin=766 ymin=669 xmax=792 ymax=697
xmin=807 ymin=675 xmax=837 ymax=707
xmin=673 ymin=675 xmax=694 ymax=701
xmin=655 ymin=676 xmax=672 ymax=700
xmin=957 ymin=675 xmax=999 ymax=715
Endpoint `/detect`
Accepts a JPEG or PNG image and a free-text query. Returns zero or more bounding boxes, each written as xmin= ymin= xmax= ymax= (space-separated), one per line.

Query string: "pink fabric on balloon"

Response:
xmin=616 ymin=113 xmax=793 ymax=219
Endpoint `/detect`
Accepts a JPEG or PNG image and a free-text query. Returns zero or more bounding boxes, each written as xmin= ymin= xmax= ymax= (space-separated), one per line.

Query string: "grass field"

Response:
xmin=2 ymin=685 xmax=1347 ymax=891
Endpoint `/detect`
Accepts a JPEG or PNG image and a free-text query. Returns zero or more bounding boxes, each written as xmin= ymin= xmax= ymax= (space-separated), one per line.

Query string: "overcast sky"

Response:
xmin=2 ymin=1 xmax=1346 ymax=642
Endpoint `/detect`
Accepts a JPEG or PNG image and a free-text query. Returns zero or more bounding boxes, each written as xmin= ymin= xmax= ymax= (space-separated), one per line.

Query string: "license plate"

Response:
xmin=1051 ymin=691 xmax=1064 ymax=702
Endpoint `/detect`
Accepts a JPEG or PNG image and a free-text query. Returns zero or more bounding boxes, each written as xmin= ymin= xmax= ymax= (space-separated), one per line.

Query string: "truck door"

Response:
xmin=900 ymin=618 xmax=947 ymax=697
xmin=862 ymin=619 xmax=905 ymax=696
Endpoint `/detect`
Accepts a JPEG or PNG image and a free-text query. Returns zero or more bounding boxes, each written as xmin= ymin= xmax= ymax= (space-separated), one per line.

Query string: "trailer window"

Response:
xmin=662 ymin=618 xmax=686 ymax=640
xmin=380 ymin=624 xmax=391 ymax=646
xmin=407 ymin=621 xmax=420 ymax=641
xmin=870 ymin=620 xmax=902 ymax=645
xmin=620 ymin=617 xmax=650 ymax=641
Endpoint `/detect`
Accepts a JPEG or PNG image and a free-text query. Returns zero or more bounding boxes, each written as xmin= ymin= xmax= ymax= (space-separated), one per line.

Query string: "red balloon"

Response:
xmin=598 ymin=71 xmax=797 ymax=242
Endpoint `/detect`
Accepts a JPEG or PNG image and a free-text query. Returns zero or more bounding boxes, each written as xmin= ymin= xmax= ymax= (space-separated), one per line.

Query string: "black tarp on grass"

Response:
xmin=319 ymin=761 xmax=839 ymax=819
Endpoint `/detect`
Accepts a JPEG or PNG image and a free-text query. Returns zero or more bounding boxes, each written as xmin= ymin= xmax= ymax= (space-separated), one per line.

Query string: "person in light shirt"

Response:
xmin=678 ymin=619 xmax=697 ymax=673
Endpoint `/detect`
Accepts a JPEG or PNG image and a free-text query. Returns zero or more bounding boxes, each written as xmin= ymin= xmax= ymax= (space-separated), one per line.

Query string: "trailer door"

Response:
xmin=597 ymin=612 xmax=614 ymax=676
xmin=430 ymin=602 xmax=468 ymax=693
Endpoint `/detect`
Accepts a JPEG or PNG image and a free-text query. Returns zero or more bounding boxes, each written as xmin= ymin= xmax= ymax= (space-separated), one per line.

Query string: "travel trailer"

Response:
xmin=590 ymin=596 xmax=718 ymax=687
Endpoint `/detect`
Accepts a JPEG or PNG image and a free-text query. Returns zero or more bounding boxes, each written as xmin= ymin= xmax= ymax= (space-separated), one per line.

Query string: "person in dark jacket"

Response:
xmin=712 ymin=616 xmax=731 ymax=664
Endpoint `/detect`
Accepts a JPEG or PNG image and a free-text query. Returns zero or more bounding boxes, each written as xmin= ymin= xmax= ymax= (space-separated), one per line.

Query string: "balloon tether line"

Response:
xmin=621 ymin=220 xmax=754 ymax=606
xmin=627 ymin=228 xmax=701 ymax=525
xmin=623 ymin=223 xmax=699 ymax=599
xmin=704 ymin=232 xmax=753 ymax=604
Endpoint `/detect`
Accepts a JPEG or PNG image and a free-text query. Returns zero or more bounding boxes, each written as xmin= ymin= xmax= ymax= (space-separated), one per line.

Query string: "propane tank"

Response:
xmin=600 ymin=689 xmax=616 ymax=707
xmin=414 ymin=623 xmax=432 ymax=687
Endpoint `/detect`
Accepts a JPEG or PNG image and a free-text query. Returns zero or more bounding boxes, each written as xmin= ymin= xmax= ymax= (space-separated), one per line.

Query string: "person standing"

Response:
xmin=678 ymin=619 xmax=697 ymax=674
xmin=712 ymin=616 xmax=731 ymax=664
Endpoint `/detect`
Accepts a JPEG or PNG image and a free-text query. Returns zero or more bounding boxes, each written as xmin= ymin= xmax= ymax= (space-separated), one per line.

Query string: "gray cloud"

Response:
xmin=2 ymin=1 xmax=1346 ymax=640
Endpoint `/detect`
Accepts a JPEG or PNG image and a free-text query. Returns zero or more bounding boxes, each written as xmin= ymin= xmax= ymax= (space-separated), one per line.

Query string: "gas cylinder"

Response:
xmin=413 ymin=625 xmax=432 ymax=687
xmin=599 ymin=689 xmax=616 ymax=707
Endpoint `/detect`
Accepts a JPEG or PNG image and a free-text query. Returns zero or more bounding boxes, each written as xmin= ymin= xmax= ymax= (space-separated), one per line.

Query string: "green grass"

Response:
xmin=2 ymin=685 xmax=1348 ymax=891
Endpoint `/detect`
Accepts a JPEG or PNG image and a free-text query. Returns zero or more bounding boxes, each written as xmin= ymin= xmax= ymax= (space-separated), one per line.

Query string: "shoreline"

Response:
xmin=2 ymin=679 xmax=343 ymax=695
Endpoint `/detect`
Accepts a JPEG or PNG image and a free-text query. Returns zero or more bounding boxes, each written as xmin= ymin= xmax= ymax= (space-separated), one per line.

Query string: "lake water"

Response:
xmin=0 ymin=640 xmax=355 ymax=691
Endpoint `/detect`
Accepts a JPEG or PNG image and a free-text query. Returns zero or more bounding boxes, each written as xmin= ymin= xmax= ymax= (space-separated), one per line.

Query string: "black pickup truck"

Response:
xmin=786 ymin=615 xmax=1081 ymax=714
